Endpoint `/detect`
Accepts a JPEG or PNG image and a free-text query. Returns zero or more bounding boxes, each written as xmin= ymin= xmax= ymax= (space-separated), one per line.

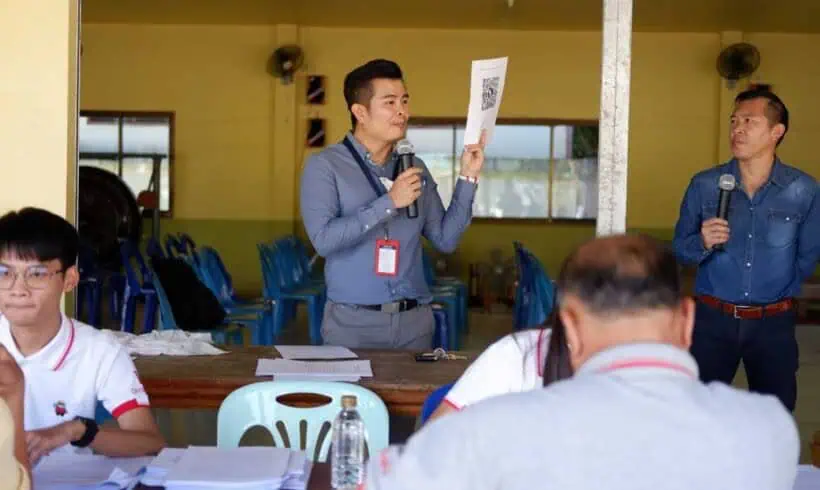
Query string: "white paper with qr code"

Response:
xmin=463 ymin=56 xmax=508 ymax=146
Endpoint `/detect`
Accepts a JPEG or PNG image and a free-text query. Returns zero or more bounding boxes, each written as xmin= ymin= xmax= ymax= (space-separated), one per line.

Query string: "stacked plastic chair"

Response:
xmin=512 ymin=242 xmax=555 ymax=330
xmin=421 ymin=250 xmax=467 ymax=350
xmin=257 ymin=237 xmax=326 ymax=345
xmin=197 ymin=245 xmax=277 ymax=344
xmin=118 ymin=241 xmax=159 ymax=333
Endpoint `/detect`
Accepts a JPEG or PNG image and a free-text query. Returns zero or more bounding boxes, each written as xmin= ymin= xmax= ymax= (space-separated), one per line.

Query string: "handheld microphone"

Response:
xmin=714 ymin=173 xmax=736 ymax=251
xmin=396 ymin=139 xmax=418 ymax=219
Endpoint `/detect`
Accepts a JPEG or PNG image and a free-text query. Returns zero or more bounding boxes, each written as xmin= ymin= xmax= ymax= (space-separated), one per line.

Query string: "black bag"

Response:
xmin=150 ymin=257 xmax=226 ymax=330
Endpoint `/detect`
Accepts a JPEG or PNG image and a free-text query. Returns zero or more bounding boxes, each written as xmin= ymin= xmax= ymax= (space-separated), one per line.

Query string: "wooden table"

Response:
xmin=134 ymin=347 xmax=475 ymax=416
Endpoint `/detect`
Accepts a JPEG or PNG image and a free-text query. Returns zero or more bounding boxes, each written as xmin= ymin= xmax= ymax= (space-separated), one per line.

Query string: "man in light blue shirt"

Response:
xmin=299 ymin=59 xmax=485 ymax=349
xmin=362 ymin=234 xmax=799 ymax=490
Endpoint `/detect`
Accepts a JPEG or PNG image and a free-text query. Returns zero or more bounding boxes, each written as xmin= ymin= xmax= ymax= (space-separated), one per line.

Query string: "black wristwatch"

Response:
xmin=70 ymin=417 xmax=99 ymax=448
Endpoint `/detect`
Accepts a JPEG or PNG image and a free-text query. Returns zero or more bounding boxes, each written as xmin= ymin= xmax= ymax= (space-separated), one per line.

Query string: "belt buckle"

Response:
xmin=733 ymin=305 xmax=754 ymax=319
xmin=382 ymin=301 xmax=400 ymax=314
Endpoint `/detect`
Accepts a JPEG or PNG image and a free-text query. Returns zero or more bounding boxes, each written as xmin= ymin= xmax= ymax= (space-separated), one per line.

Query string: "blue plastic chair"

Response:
xmin=216 ymin=381 xmax=389 ymax=463
xmin=119 ymin=241 xmax=158 ymax=333
xmin=432 ymin=303 xmax=450 ymax=350
xmin=512 ymin=243 xmax=555 ymax=329
xmin=258 ymin=242 xmax=326 ymax=345
xmin=197 ymin=246 xmax=277 ymax=344
xmin=152 ymin=269 xmax=244 ymax=345
xmin=146 ymin=237 xmax=166 ymax=259
xmin=419 ymin=383 xmax=455 ymax=425
xmin=76 ymin=245 xmax=103 ymax=327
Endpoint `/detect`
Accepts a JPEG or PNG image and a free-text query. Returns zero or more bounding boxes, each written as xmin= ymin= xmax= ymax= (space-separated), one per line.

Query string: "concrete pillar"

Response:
xmin=596 ymin=0 xmax=633 ymax=236
xmin=0 ymin=0 xmax=80 ymax=220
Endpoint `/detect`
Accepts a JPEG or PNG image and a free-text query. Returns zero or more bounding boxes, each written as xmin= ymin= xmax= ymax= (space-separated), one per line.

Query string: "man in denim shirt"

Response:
xmin=300 ymin=60 xmax=485 ymax=349
xmin=673 ymin=86 xmax=820 ymax=411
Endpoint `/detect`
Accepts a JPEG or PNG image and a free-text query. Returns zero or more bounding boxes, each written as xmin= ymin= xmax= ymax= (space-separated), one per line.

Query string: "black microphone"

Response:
xmin=396 ymin=139 xmax=418 ymax=219
xmin=714 ymin=173 xmax=736 ymax=251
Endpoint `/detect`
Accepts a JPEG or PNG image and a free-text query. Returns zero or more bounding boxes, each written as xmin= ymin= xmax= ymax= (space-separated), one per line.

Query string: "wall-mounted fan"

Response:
xmin=716 ymin=42 xmax=760 ymax=89
xmin=267 ymin=44 xmax=304 ymax=85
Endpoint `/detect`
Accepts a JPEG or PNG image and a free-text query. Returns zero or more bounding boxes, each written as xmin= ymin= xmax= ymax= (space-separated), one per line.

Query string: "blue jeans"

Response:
xmin=691 ymin=301 xmax=799 ymax=412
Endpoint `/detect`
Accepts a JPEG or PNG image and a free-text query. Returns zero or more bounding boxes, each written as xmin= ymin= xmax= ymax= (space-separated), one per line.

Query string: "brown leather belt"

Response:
xmin=697 ymin=295 xmax=795 ymax=320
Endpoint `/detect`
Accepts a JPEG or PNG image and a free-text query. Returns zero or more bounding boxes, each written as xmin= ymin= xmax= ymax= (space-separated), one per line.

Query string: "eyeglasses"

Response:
xmin=0 ymin=265 xmax=65 ymax=290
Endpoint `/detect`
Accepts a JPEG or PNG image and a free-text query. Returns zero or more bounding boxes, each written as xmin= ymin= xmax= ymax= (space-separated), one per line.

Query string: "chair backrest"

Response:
xmin=217 ymin=381 xmax=389 ymax=463
xmin=146 ymin=237 xmax=166 ymax=259
xmin=119 ymin=241 xmax=153 ymax=290
xmin=419 ymin=383 xmax=454 ymax=424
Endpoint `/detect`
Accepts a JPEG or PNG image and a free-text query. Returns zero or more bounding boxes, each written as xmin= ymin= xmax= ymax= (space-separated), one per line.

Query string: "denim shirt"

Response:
xmin=299 ymin=134 xmax=476 ymax=305
xmin=673 ymin=159 xmax=820 ymax=304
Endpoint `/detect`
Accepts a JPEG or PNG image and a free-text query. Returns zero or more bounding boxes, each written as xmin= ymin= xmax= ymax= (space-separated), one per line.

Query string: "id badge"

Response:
xmin=375 ymin=239 xmax=400 ymax=276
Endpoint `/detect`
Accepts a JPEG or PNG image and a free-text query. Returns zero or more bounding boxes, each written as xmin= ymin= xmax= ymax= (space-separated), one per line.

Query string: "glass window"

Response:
xmin=408 ymin=121 xmax=598 ymax=220
xmin=78 ymin=112 xmax=173 ymax=214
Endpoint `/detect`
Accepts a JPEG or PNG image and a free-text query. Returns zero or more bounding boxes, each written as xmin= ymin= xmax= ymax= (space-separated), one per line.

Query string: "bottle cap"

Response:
xmin=341 ymin=395 xmax=357 ymax=409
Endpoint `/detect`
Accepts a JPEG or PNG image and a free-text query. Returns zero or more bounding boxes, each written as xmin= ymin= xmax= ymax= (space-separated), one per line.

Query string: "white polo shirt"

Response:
xmin=444 ymin=328 xmax=550 ymax=410
xmin=0 ymin=314 xmax=150 ymax=455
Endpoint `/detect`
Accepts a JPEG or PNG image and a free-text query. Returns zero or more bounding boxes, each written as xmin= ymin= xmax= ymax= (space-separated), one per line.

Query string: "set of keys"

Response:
xmin=414 ymin=348 xmax=467 ymax=362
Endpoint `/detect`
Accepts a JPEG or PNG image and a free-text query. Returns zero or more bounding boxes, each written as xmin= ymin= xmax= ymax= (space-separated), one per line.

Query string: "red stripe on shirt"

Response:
xmin=442 ymin=398 xmax=462 ymax=411
xmin=536 ymin=328 xmax=546 ymax=377
xmin=111 ymin=399 xmax=149 ymax=418
xmin=52 ymin=320 xmax=75 ymax=371
xmin=598 ymin=359 xmax=696 ymax=378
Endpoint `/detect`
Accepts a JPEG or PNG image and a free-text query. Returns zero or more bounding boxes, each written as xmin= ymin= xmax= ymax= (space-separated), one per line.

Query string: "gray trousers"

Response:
xmin=321 ymin=301 xmax=435 ymax=350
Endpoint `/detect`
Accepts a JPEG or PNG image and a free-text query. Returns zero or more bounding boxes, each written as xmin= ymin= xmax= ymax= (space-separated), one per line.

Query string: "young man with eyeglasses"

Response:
xmin=0 ymin=208 xmax=165 ymax=466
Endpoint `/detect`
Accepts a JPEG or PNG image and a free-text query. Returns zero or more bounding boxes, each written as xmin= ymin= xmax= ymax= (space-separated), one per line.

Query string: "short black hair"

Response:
xmin=343 ymin=59 xmax=404 ymax=129
xmin=735 ymin=84 xmax=789 ymax=146
xmin=557 ymin=234 xmax=681 ymax=317
xmin=0 ymin=208 xmax=79 ymax=269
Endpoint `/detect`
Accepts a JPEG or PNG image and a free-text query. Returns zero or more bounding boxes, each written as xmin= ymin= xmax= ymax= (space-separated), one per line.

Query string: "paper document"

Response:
xmin=164 ymin=446 xmax=291 ymax=487
xmin=33 ymin=453 xmax=150 ymax=490
xmin=256 ymin=358 xmax=373 ymax=378
xmin=463 ymin=56 xmax=508 ymax=146
xmin=275 ymin=345 xmax=357 ymax=360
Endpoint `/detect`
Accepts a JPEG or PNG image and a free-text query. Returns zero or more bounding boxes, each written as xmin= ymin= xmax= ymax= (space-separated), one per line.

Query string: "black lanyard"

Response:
xmin=342 ymin=137 xmax=387 ymax=198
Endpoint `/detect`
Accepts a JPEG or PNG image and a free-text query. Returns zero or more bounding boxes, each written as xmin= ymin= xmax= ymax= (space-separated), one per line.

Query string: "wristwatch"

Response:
xmin=71 ymin=417 xmax=99 ymax=448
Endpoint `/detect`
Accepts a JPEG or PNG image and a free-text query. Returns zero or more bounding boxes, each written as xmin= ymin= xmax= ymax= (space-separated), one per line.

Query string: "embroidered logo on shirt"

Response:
xmin=54 ymin=401 xmax=67 ymax=417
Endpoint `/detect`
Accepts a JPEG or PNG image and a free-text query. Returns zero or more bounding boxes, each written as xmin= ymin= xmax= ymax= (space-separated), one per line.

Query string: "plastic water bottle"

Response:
xmin=331 ymin=395 xmax=366 ymax=489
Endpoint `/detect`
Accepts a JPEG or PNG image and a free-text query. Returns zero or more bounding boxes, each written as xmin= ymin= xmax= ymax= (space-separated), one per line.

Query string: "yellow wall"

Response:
xmin=2 ymin=2 xmax=79 ymax=219
xmin=79 ymin=24 xmax=820 ymax=291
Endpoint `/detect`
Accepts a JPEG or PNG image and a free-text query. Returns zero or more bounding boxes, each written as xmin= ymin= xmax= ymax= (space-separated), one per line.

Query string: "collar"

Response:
xmin=727 ymin=157 xmax=790 ymax=188
xmin=576 ymin=343 xmax=699 ymax=379
xmin=345 ymin=133 xmax=398 ymax=171
xmin=0 ymin=313 xmax=75 ymax=371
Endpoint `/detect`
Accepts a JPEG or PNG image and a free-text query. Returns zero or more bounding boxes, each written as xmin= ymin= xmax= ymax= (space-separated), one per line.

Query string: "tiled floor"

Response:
xmin=137 ymin=306 xmax=820 ymax=463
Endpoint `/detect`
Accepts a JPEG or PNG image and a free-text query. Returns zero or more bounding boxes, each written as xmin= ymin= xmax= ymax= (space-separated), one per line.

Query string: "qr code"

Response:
xmin=481 ymin=76 xmax=500 ymax=111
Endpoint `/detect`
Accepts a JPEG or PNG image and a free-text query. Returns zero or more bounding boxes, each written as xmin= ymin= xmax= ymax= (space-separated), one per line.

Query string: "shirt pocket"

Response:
xmin=765 ymin=208 xmax=801 ymax=248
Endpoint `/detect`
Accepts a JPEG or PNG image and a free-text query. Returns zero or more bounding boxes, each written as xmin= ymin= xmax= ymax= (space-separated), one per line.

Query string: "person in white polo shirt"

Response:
xmin=426 ymin=326 xmax=556 ymax=422
xmin=0 ymin=208 xmax=165 ymax=465
xmin=363 ymin=234 xmax=799 ymax=490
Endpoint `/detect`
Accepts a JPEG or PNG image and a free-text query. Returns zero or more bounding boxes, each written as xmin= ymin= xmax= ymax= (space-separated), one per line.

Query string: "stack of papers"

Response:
xmin=161 ymin=447 xmax=310 ymax=490
xmin=111 ymin=330 xmax=228 ymax=357
xmin=32 ymin=453 xmax=152 ymax=490
xmin=256 ymin=358 xmax=373 ymax=382
xmin=274 ymin=345 xmax=357 ymax=360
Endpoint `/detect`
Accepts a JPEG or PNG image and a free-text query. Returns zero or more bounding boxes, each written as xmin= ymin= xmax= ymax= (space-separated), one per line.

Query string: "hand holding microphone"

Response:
xmin=701 ymin=174 xmax=735 ymax=251
xmin=392 ymin=139 xmax=421 ymax=218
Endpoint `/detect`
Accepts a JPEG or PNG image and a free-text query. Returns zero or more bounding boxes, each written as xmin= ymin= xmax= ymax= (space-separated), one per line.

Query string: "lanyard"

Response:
xmin=342 ymin=137 xmax=388 ymax=198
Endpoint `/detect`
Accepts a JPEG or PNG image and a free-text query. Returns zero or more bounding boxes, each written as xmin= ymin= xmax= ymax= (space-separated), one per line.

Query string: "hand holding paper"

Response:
xmin=459 ymin=129 xmax=487 ymax=179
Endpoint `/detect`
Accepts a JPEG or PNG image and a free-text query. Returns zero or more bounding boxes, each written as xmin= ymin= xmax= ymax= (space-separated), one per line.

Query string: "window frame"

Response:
xmin=78 ymin=109 xmax=176 ymax=218
xmin=408 ymin=117 xmax=598 ymax=224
